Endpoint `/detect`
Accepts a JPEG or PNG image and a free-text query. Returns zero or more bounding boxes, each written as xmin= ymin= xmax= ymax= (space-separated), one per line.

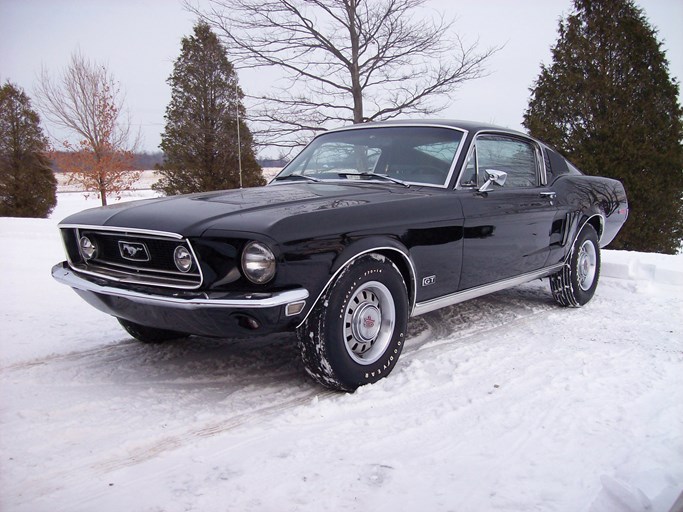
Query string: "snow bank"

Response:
xmin=1 ymin=191 xmax=681 ymax=512
xmin=602 ymin=249 xmax=683 ymax=286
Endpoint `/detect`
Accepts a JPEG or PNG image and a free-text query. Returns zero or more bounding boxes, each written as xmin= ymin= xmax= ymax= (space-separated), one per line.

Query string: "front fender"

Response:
xmin=291 ymin=236 xmax=417 ymax=327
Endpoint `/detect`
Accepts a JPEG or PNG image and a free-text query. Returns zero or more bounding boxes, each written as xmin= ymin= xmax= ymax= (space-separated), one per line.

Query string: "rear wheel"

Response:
xmin=550 ymin=224 xmax=601 ymax=307
xmin=117 ymin=318 xmax=188 ymax=343
xmin=297 ymin=254 xmax=409 ymax=391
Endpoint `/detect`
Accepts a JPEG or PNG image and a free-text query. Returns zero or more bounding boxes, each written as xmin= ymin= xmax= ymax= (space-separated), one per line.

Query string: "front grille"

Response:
xmin=67 ymin=227 xmax=202 ymax=289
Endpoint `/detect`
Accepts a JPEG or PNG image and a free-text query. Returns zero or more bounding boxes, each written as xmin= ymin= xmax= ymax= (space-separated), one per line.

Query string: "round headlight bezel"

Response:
xmin=241 ymin=241 xmax=276 ymax=284
xmin=173 ymin=245 xmax=194 ymax=273
xmin=79 ymin=236 xmax=97 ymax=260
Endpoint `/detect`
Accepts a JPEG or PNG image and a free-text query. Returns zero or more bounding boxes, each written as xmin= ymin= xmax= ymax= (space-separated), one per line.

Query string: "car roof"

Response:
xmin=325 ymin=119 xmax=529 ymax=138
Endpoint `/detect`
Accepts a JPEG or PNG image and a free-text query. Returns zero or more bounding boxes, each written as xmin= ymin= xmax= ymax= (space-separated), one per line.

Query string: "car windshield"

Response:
xmin=275 ymin=126 xmax=465 ymax=187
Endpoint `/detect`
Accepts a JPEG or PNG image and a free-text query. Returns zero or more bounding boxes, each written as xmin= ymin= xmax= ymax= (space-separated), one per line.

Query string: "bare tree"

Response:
xmin=187 ymin=0 xmax=499 ymax=148
xmin=35 ymin=51 xmax=140 ymax=205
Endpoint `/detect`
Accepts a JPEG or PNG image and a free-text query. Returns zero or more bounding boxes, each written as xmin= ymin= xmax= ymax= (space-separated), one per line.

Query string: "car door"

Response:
xmin=457 ymin=133 xmax=558 ymax=290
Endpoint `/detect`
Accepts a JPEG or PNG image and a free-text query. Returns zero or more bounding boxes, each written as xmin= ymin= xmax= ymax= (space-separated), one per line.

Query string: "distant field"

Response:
xmin=55 ymin=168 xmax=283 ymax=193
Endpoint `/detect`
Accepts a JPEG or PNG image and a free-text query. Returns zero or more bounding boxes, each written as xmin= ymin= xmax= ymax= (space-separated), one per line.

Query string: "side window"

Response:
xmin=475 ymin=135 xmax=539 ymax=188
xmin=545 ymin=146 xmax=570 ymax=179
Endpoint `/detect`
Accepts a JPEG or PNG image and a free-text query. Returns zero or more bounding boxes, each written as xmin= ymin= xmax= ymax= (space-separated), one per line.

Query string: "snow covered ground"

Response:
xmin=1 ymin=190 xmax=682 ymax=512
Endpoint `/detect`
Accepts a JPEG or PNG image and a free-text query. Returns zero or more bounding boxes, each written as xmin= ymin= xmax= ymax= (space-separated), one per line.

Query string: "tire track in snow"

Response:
xmin=77 ymin=290 xmax=556 ymax=474
xmin=2 ymin=340 xmax=332 ymax=503
xmin=0 ymin=340 xmax=138 ymax=372
xmin=93 ymin=387 xmax=337 ymax=474
xmin=1 ymin=334 xmax=297 ymax=381
xmin=93 ymin=286 xmax=557 ymax=477
xmin=402 ymin=281 xmax=556 ymax=356
xmin=4 ymin=281 xmax=561 ymax=501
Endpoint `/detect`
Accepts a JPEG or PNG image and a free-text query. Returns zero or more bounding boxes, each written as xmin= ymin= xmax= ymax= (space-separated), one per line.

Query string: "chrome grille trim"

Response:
xmin=59 ymin=224 xmax=184 ymax=239
xmin=60 ymin=225 xmax=204 ymax=290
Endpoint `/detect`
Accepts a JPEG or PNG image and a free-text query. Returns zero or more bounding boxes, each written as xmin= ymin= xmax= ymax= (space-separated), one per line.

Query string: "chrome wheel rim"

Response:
xmin=577 ymin=240 xmax=597 ymax=291
xmin=343 ymin=281 xmax=395 ymax=365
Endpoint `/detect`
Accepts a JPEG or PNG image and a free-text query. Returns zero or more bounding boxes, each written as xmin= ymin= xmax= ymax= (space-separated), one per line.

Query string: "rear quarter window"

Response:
xmin=543 ymin=146 xmax=581 ymax=181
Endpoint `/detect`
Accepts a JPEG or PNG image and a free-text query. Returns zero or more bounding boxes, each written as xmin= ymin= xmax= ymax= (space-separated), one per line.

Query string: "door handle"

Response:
xmin=540 ymin=192 xmax=556 ymax=199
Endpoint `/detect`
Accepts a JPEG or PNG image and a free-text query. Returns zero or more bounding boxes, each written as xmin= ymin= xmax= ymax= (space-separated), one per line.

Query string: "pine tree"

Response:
xmin=0 ymin=82 xmax=57 ymax=218
xmin=155 ymin=22 xmax=264 ymax=195
xmin=524 ymin=0 xmax=683 ymax=254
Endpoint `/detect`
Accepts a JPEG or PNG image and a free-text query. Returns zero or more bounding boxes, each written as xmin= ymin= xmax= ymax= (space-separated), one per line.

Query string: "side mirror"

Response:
xmin=479 ymin=169 xmax=507 ymax=192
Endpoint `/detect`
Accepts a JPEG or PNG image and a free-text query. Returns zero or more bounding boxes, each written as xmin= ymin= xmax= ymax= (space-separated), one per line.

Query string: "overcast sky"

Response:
xmin=1 ymin=0 xmax=681 ymax=155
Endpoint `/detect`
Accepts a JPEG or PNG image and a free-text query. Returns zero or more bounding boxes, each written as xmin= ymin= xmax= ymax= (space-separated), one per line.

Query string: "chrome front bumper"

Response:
xmin=52 ymin=261 xmax=309 ymax=337
xmin=51 ymin=262 xmax=309 ymax=310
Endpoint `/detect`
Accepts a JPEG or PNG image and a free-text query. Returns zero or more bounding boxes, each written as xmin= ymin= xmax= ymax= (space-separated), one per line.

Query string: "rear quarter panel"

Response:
xmin=551 ymin=174 xmax=628 ymax=254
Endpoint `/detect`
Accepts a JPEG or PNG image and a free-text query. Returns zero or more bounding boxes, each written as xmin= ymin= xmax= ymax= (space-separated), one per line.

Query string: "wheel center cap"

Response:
xmin=353 ymin=304 xmax=381 ymax=342
xmin=580 ymin=255 xmax=590 ymax=275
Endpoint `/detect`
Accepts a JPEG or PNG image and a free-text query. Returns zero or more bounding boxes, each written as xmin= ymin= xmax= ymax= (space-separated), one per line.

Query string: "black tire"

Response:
xmin=297 ymin=254 xmax=409 ymax=391
xmin=117 ymin=318 xmax=188 ymax=343
xmin=550 ymin=224 xmax=601 ymax=307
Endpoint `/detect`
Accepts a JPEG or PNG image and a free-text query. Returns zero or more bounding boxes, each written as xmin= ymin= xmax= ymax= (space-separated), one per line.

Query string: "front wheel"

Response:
xmin=117 ymin=318 xmax=188 ymax=343
xmin=550 ymin=223 xmax=601 ymax=307
xmin=297 ymin=254 xmax=409 ymax=391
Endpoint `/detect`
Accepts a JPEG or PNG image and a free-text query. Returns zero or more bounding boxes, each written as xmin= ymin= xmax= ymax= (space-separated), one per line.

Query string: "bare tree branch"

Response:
xmin=35 ymin=51 xmax=141 ymax=205
xmin=186 ymin=0 xmax=500 ymax=148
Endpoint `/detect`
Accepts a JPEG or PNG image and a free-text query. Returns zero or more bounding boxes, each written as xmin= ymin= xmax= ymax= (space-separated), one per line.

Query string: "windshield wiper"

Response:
xmin=337 ymin=172 xmax=410 ymax=188
xmin=273 ymin=174 xmax=321 ymax=183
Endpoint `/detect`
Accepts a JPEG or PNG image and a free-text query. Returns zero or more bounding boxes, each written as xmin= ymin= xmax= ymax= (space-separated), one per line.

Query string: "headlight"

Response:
xmin=79 ymin=236 xmax=97 ymax=260
xmin=241 ymin=241 xmax=276 ymax=284
xmin=173 ymin=246 xmax=194 ymax=273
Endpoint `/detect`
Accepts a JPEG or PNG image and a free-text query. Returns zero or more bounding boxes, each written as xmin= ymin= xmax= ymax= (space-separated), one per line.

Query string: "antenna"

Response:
xmin=236 ymin=79 xmax=243 ymax=189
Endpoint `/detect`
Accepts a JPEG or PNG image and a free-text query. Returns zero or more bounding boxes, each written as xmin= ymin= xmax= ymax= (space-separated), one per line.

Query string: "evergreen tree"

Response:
xmin=0 ymin=82 xmax=57 ymax=218
xmin=156 ymin=22 xmax=264 ymax=195
xmin=524 ymin=0 xmax=683 ymax=254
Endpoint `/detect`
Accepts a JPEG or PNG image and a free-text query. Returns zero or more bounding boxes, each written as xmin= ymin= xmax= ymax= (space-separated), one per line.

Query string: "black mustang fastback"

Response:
xmin=52 ymin=120 xmax=628 ymax=391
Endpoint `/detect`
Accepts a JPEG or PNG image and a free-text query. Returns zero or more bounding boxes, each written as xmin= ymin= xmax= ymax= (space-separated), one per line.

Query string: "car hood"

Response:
xmin=59 ymin=183 xmax=433 ymax=238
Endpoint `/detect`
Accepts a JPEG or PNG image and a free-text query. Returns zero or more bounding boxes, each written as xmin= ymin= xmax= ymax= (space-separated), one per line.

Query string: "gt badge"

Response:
xmin=422 ymin=275 xmax=436 ymax=287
